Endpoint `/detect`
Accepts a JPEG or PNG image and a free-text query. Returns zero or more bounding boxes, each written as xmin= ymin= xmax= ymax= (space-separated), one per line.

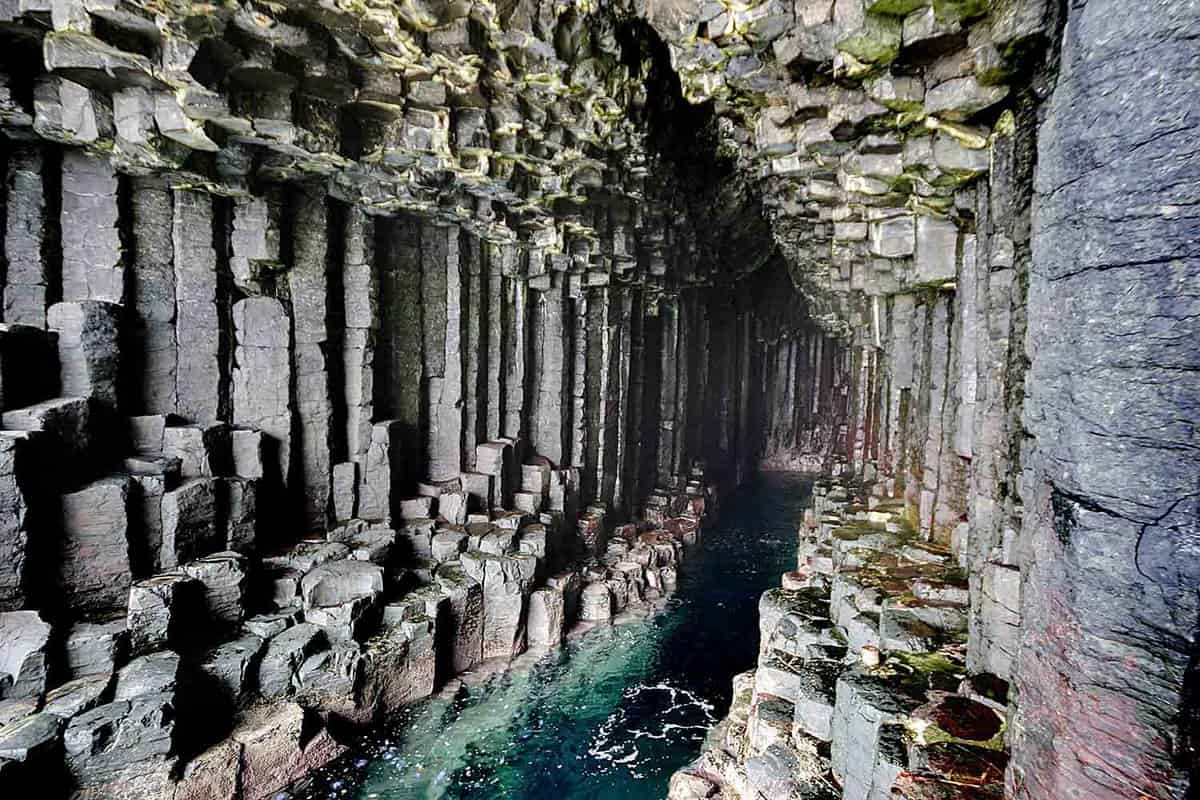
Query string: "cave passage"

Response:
xmin=293 ymin=475 xmax=811 ymax=800
xmin=0 ymin=0 xmax=1196 ymax=798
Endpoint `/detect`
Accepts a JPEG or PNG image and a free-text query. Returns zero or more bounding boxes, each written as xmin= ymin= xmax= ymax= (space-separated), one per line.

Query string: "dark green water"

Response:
xmin=294 ymin=474 xmax=810 ymax=800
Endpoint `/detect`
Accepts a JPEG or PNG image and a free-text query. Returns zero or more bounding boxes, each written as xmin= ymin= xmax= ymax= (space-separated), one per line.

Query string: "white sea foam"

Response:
xmin=586 ymin=681 xmax=717 ymax=778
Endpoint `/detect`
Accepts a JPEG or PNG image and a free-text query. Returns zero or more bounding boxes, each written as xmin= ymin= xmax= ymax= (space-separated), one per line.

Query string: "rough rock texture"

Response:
xmin=1011 ymin=3 xmax=1200 ymax=798
xmin=0 ymin=0 xmax=1190 ymax=798
xmin=673 ymin=480 xmax=996 ymax=800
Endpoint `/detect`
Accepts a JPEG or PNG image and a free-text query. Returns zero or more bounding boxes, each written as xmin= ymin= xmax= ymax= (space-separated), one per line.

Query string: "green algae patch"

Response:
xmin=933 ymin=0 xmax=989 ymax=24
xmin=837 ymin=16 xmax=902 ymax=65
xmin=868 ymin=0 xmax=930 ymax=14
xmin=882 ymin=649 xmax=965 ymax=694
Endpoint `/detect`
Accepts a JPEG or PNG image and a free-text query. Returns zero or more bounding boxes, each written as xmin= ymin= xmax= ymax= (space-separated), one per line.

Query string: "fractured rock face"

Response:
xmin=65 ymin=620 xmax=127 ymax=680
xmin=43 ymin=674 xmax=112 ymax=719
xmin=461 ymin=550 xmax=536 ymax=660
xmin=127 ymin=573 xmax=199 ymax=656
xmin=114 ymin=651 xmax=181 ymax=701
xmin=57 ymin=476 xmax=133 ymax=615
xmin=259 ymin=623 xmax=326 ymax=700
xmin=434 ymin=564 xmax=484 ymax=675
xmin=232 ymin=298 xmax=291 ymax=490
xmin=64 ymin=694 xmax=176 ymax=792
xmin=0 ymin=434 xmax=32 ymax=611
xmin=526 ymin=587 xmax=565 ymax=649
xmin=579 ymin=581 xmax=613 ymax=623
xmin=0 ymin=611 xmax=51 ymax=701
xmin=359 ymin=619 xmax=437 ymax=719
xmin=230 ymin=701 xmax=346 ymax=800
xmin=0 ymin=712 xmax=64 ymax=762
xmin=160 ymin=478 xmax=220 ymax=570
xmin=196 ymin=635 xmax=265 ymax=706
xmin=182 ymin=551 xmax=249 ymax=638
xmin=301 ymin=561 xmax=384 ymax=609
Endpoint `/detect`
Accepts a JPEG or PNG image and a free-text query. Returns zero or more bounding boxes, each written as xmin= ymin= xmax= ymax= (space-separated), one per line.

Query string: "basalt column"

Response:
xmin=420 ymin=222 xmax=463 ymax=484
xmin=1012 ymin=3 xmax=1200 ymax=797
xmin=374 ymin=216 xmax=424 ymax=495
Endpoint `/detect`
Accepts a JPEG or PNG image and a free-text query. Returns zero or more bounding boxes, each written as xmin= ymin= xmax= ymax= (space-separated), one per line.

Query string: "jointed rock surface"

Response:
xmin=0 ymin=0 xmax=1194 ymax=798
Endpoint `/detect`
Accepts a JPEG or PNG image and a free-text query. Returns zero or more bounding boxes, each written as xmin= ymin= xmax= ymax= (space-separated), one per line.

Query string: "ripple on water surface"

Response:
xmin=294 ymin=474 xmax=812 ymax=800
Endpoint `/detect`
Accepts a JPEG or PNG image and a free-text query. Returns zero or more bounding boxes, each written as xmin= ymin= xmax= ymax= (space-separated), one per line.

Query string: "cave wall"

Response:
xmin=0 ymin=151 xmax=786 ymax=793
xmin=0 ymin=2 xmax=801 ymax=794
xmin=639 ymin=0 xmax=1197 ymax=797
xmin=0 ymin=0 xmax=1195 ymax=798
xmin=1012 ymin=2 xmax=1200 ymax=796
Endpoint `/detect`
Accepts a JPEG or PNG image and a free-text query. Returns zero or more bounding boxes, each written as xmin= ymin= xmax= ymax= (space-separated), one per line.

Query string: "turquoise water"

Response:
xmin=294 ymin=474 xmax=810 ymax=800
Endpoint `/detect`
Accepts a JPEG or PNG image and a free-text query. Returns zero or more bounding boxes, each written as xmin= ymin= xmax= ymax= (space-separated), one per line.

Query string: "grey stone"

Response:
xmin=57 ymin=476 xmax=132 ymax=615
xmin=162 ymin=423 xmax=229 ymax=479
xmin=396 ymin=517 xmax=436 ymax=559
xmin=127 ymin=466 xmax=171 ymax=577
xmin=434 ymin=563 xmax=484 ymax=674
xmin=526 ymin=588 xmax=564 ymax=648
xmin=913 ymin=215 xmax=958 ymax=284
xmin=232 ymin=297 xmax=291 ymax=487
xmin=791 ymin=660 xmax=841 ymax=742
xmin=65 ymin=620 xmax=126 ymax=680
xmin=277 ymin=541 xmax=350 ymax=574
xmin=230 ymin=429 xmax=265 ymax=479
xmin=0 ymin=712 xmax=63 ymax=761
xmin=461 ymin=550 xmax=535 ymax=660
xmin=60 ymin=152 xmax=122 ymax=305
xmin=160 ymin=478 xmax=219 ymax=569
xmin=359 ymin=617 xmax=437 ymax=717
xmin=289 ymin=189 xmax=335 ymax=533
xmin=933 ymin=132 xmax=990 ymax=174
xmin=925 ymin=76 xmax=1009 ymax=120
xmin=243 ymin=609 xmax=300 ymax=640
xmin=1 ymin=398 xmax=90 ymax=468
xmin=0 ymin=611 xmax=50 ymax=700
xmin=49 ymin=300 xmax=121 ymax=419
xmin=358 ymin=420 xmax=399 ymax=522
xmin=114 ymin=652 xmax=180 ymax=701
xmin=830 ymin=665 xmax=922 ymax=800
xmin=461 ymin=472 xmax=494 ymax=512
xmin=127 ymin=573 xmax=199 ymax=656
xmin=197 ymin=634 xmax=264 ymax=703
xmin=182 ymin=551 xmax=248 ymax=637
xmin=64 ymin=694 xmax=175 ymax=788
xmin=431 ymin=529 xmax=468 ymax=561
xmin=42 ymin=674 xmax=112 ymax=719
xmin=0 ymin=436 xmax=32 ymax=611
xmin=258 ymin=623 xmax=326 ymax=699
xmin=329 ymin=527 xmax=394 ymax=564
xmin=332 ymin=462 xmax=357 ymax=521
xmin=868 ymin=215 xmax=914 ymax=258
xmin=579 ymin=581 xmax=612 ymax=622
xmin=437 ymin=490 xmax=468 ymax=525
xmin=127 ymin=181 xmax=177 ymax=416
xmin=221 ymin=477 xmax=258 ymax=554
xmin=398 ymin=495 xmax=433 ymax=520
xmin=3 ymin=148 xmax=51 ymax=327
xmin=421 ymin=224 xmax=463 ymax=483
xmin=174 ymin=190 xmax=221 ymax=424
xmin=301 ymin=560 xmax=384 ymax=608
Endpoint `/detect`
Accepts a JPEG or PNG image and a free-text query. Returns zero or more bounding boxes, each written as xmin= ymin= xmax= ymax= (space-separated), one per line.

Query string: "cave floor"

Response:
xmin=292 ymin=474 xmax=812 ymax=800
